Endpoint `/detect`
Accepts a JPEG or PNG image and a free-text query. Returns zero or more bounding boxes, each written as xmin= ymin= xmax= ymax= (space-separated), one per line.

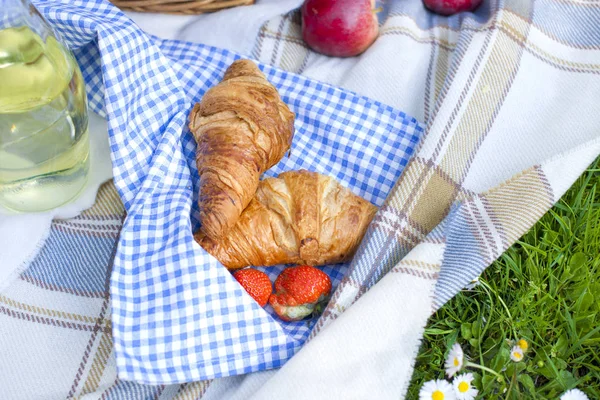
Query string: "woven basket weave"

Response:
xmin=110 ymin=0 xmax=254 ymax=14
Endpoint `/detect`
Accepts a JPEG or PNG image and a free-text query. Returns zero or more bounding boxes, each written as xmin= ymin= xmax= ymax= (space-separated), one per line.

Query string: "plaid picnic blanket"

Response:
xmin=1 ymin=0 xmax=600 ymax=398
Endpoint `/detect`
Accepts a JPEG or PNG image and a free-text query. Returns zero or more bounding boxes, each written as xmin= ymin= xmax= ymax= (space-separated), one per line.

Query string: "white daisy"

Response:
xmin=517 ymin=338 xmax=529 ymax=352
xmin=561 ymin=388 xmax=590 ymax=400
xmin=445 ymin=343 xmax=464 ymax=377
xmin=452 ymin=373 xmax=478 ymax=400
xmin=419 ymin=379 xmax=456 ymax=400
xmin=510 ymin=345 xmax=524 ymax=362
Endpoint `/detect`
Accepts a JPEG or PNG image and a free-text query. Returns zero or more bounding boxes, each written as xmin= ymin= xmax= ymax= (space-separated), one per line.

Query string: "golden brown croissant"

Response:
xmin=194 ymin=170 xmax=378 ymax=269
xmin=189 ymin=59 xmax=295 ymax=241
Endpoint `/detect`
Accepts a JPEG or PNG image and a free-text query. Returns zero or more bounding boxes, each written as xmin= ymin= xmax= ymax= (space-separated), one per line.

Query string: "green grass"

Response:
xmin=407 ymin=157 xmax=600 ymax=399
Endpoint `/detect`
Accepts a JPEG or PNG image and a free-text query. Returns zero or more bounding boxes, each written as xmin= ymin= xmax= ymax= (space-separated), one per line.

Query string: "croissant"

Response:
xmin=194 ymin=170 xmax=378 ymax=269
xmin=189 ymin=59 xmax=295 ymax=241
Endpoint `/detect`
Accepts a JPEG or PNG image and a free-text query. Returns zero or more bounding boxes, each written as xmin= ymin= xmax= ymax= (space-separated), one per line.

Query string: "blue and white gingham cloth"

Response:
xmin=36 ymin=0 xmax=423 ymax=384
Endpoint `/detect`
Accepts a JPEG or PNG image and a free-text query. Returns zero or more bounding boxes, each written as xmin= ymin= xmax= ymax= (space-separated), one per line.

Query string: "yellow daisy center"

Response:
xmin=518 ymin=339 xmax=528 ymax=350
xmin=432 ymin=390 xmax=445 ymax=400
xmin=458 ymin=381 xmax=470 ymax=393
xmin=513 ymin=351 xmax=522 ymax=360
xmin=453 ymin=357 xmax=460 ymax=367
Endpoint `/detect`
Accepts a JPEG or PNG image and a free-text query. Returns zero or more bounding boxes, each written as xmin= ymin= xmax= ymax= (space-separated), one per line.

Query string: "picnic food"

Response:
xmin=188 ymin=59 xmax=295 ymax=241
xmin=301 ymin=0 xmax=379 ymax=57
xmin=232 ymin=268 xmax=272 ymax=307
xmin=269 ymin=265 xmax=332 ymax=321
xmin=422 ymin=0 xmax=482 ymax=16
xmin=194 ymin=169 xmax=377 ymax=269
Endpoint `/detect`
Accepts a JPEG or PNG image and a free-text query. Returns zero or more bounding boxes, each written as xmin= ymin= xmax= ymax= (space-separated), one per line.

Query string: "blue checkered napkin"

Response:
xmin=37 ymin=0 xmax=423 ymax=384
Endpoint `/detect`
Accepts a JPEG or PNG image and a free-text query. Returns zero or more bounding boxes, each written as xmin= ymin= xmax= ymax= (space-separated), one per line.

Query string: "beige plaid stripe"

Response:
xmin=481 ymin=166 xmax=554 ymax=251
xmin=253 ymin=11 xmax=310 ymax=74
xmin=80 ymin=330 xmax=113 ymax=396
xmin=67 ymin=224 xmax=115 ymax=398
xmin=0 ymin=294 xmax=107 ymax=325
xmin=439 ymin=22 xmax=531 ymax=183
xmin=172 ymin=382 xmax=211 ymax=400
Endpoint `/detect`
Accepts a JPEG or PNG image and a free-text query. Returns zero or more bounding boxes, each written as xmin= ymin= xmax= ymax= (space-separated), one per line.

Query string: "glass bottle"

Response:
xmin=0 ymin=0 xmax=90 ymax=212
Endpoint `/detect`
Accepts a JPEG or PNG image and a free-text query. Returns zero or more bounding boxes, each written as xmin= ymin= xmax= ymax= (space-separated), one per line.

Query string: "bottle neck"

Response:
xmin=1 ymin=0 xmax=54 ymax=42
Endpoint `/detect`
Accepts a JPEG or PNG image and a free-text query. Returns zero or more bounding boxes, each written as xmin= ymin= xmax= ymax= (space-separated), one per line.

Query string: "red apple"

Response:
xmin=423 ymin=0 xmax=482 ymax=16
xmin=301 ymin=0 xmax=379 ymax=58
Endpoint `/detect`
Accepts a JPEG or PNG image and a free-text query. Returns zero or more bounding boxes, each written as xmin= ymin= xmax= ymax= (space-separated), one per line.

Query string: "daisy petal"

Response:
xmin=561 ymin=388 xmax=590 ymax=400
xmin=452 ymin=373 xmax=478 ymax=400
xmin=420 ymin=379 xmax=457 ymax=400
xmin=445 ymin=343 xmax=464 ymax=378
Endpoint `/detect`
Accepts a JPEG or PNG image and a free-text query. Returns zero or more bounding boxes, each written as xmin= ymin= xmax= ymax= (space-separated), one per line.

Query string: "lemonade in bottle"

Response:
xmin=0 ymin=1 xmax=90 ymax=212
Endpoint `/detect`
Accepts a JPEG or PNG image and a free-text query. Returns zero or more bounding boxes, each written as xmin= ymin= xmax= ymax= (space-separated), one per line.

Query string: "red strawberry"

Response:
xmin=233 ymin=268 xmax=272 ymax=307
xmin=269 ymin=265 xmax=332 ymax=321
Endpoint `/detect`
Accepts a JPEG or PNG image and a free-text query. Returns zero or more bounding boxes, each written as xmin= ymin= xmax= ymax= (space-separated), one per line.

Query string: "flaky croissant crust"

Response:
xmin=195 ymin=170 xmax=378 ymax=269
xmin=189 ymin=59 xmax=295 ymax=241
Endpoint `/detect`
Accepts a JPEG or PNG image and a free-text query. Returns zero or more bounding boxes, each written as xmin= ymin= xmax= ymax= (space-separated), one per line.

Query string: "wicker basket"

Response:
xmin=110 ymin=0 xmax=254 ymax=15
